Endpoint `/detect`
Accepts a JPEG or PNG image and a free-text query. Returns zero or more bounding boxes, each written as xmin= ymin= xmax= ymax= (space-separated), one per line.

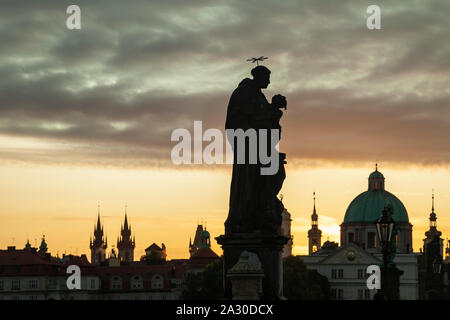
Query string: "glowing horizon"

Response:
xmin=1 ymin=161 xmax=449 ymax=261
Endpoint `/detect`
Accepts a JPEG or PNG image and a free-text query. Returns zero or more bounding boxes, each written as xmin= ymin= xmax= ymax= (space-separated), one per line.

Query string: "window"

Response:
xmin=357 ymin=269 xmax=364 ymax=279
xmin=338 ymin=289 xmax=344 ymax=300
xmin=11 ymin=280 xmax=20 ymax=290
xmin=368 ymin=232 xmax=376 ymax=249
xmin=12 ymin=296 xmax=20 ymax=300
xmin=0 ymin=280 xmax=4 ymax=290
xmin=364 ymin=289 xmax=371 ymax=300
xmin=148 ymin=295 xmax=153 ymax=300
xmin=29 ymin=280 xmax=38 ymax=289
xmin=151 ymin=275 xmax=164 ymax=289
xmin=357 ymin=289 xmax=363 ymax=300
xmin=131 ymin=275 xmax=143 ymax=289
xmin=331 ymin=289 xmax=337 ymax=299
xmin=29 ymin=296 xmax=38 ymax=300
xmin=331 ymin=269 xmax=343 ymax=279
xmin=111 ymin=276 xmax=122 ymax=290
xmin=162 ymin=295 xmax=167 ymax=300
xmin=90 ymin=279 xmax=96 ymax=289
xmin=348 ymin=232 xmax=354 ymax=243
xmin=47 ymin=279 xmax=57 ymax=289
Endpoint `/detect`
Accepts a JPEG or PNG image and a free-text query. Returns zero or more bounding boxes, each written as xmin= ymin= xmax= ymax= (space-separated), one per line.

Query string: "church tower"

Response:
xmin=38 ymin=235 xmax=48 ymax=253
xmin=423 ymin=191 xmax=444 ymax=258
xmin=189 ymin=223 xmax=204 ymax=257
xmin=308 ymin=193 xmax=322 ymax=255
xmin=117 ymin=207 xmax=135 ymax=263
xmin=90 ymin=207 xmax=107 ymax=264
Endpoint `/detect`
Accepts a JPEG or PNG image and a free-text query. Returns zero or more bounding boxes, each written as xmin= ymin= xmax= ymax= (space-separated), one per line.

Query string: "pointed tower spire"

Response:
xmin=97 ymin=206 xmax=101 ymax=230
xmin=308 ymin=191 xmax=322 ymax=255
xmin=124 ymin=205 xmax=129 ymax=230
xmin=429 ymin=189 xmax=437 ymax=228
xmin=313 ymin=192 xmax=317 ymax=215
xmin=311 ymin=192 xmax=318 ymax=225
xmin=432 ymin=189 xmax=435 ymax=213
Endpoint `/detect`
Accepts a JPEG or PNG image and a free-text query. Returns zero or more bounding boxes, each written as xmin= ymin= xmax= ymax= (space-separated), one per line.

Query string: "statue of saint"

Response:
xmin=225 ymin=65 xmax=287 ymax=235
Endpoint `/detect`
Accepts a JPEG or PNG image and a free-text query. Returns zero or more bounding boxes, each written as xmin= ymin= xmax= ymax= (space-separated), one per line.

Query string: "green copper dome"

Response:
xmin=343 ymin=190 xmax=409 ymax=223
xmin=200 ymin=230 xmax=210 ymax=239
xmin=343 ymin=168 xmax=409 ymax=223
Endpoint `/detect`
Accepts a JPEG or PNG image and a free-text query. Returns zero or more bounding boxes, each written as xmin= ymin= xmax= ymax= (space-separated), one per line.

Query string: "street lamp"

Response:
xmin=376 ymin=204 xmax=395 ymax=268
xmin=374 ymin=204 xmax=403 ymax=300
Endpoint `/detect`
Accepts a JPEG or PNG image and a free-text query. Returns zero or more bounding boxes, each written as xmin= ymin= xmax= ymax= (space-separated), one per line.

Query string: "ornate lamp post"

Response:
xmin=376 ymin=205 xmax=395 ymax=268
xmin=374 ymin=204 xmax=403 ymax=300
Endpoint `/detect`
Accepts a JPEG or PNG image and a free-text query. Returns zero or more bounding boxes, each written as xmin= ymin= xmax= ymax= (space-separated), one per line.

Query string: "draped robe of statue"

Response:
xmin=225 ymin=77 xmax=286 ymax=235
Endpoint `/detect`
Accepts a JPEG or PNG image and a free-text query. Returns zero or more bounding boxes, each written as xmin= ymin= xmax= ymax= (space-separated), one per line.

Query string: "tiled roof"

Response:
xmin=0 ymin=249 xmax=59 ymax=266
xmin=190 ymin=247 xmax=219 ymax=259
xmin=189 ymin=248 xmax=220 ymax=268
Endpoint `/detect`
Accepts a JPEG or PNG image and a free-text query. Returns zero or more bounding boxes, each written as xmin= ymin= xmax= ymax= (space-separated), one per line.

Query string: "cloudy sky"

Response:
xmin=0 ymin=0 xmax=449 ymax=258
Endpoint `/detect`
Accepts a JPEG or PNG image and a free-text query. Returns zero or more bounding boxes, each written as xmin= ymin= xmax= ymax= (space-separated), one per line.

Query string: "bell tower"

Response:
xmin=423 ymin=191 xmax=443 ymax=257
xmin=308 ymin=192 xmax=322 ymax=255
xmin=90 ymin=206 xmax=108 ymax=264
xmin=117 ymin=206 xmax=135 ymax=263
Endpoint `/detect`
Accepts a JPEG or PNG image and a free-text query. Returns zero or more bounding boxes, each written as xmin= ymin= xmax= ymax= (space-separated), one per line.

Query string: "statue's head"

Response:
xmin=251 ymin=65 xmax=271 ymax=89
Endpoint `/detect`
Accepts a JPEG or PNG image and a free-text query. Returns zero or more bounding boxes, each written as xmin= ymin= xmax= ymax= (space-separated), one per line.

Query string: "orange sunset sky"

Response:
xmin=1 ymin=161 xmax=449 ymax=259
xmin=1 ymin=1 xmax=449 ymax=260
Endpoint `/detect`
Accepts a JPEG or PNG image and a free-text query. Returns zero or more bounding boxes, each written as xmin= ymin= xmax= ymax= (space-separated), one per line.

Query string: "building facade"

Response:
xmin=301 ymin=167 xmax=420 ymax=300
xmin=0 ymin=219 xmax=220 ymax=300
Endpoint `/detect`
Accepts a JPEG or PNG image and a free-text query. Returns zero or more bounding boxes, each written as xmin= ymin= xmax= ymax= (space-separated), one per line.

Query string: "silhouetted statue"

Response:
xmin=225 ymin=65 xmax=287 ymax=235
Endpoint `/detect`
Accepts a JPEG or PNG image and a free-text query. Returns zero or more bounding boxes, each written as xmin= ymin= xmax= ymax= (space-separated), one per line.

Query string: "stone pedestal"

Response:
xmin=227 ymin=251 xmax=264 ymax=300
xmin=216 ymin=233 xmax=289 ymax=300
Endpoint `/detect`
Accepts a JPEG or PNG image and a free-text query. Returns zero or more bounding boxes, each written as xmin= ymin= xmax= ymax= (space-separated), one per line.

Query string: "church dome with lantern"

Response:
xmin=343 ymin=167 xmax=409 ymax=224
xmin=340 ymin=165 xmax=413 ymax=254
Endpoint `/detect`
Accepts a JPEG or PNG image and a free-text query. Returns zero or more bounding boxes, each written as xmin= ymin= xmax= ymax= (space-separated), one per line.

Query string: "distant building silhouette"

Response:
xmin=38 ymin=235 xmax=48 ymax=254
xmin=189 ymin=224 xmax=204 ymax=257
xmin=0 ymin=222 xmax=221 ymax=300
xmin=423 ymin=192 xmax=443 ymax=258
xmin=143 ymin=243 xmax=167 ymax=262
xmin=117 ymin=211 xmax=135 ymax=263
xmin=308 ymin=193 xmax=322 ymax=255
xmin=188 ymin=227 xmax=219 ymax=274
xmin=90 ymin=211 xmax=107 ymax=264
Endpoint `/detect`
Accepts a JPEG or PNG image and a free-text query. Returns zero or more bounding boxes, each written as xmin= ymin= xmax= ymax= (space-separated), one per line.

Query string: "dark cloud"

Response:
xmin=0 ymin=0 xmax=449 ymax=168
